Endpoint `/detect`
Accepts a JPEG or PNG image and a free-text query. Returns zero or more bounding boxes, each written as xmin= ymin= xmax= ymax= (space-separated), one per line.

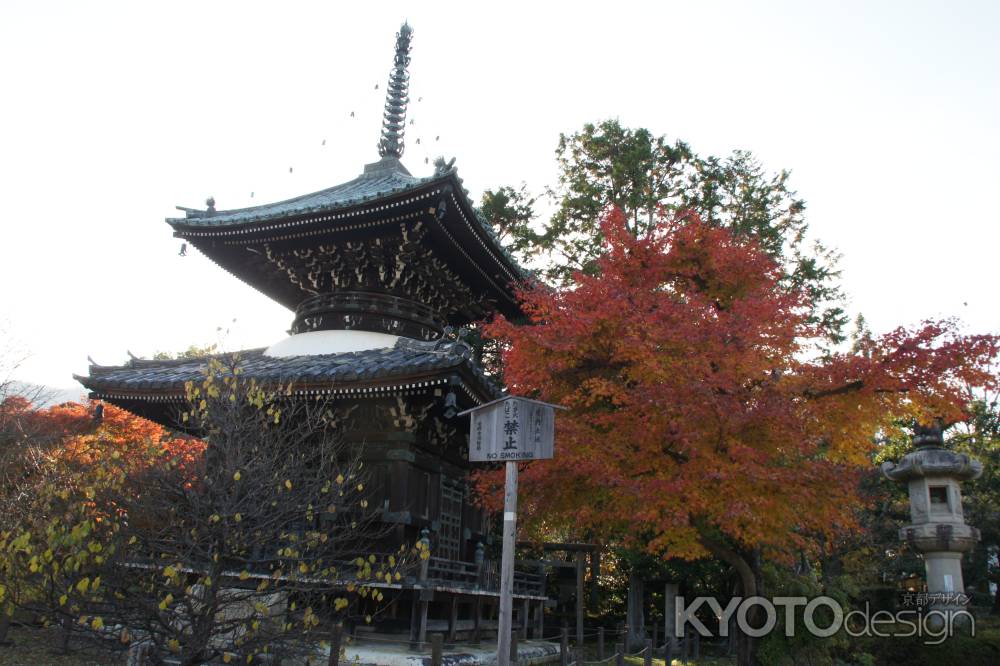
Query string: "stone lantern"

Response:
xmin=881 ymin=422 xmax=982 ymax=611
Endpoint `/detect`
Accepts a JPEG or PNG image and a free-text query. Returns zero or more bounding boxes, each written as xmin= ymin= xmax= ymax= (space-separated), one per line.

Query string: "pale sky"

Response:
xmin=1 ymin=0 xmax=997 ymax=390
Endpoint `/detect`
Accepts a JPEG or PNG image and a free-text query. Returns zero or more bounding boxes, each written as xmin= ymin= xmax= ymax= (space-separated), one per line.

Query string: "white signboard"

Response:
xmin=465 ymin=396 xmax=557 ymax=462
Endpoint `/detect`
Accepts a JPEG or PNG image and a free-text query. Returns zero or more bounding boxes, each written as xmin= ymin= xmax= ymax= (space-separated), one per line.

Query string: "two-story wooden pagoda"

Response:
xmin=76 ymin=23 xmax=549 ymax=644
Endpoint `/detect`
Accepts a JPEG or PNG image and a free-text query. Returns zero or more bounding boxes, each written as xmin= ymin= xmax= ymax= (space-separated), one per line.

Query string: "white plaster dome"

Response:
xmin=264 ymin=330 xmax=401 ymax=358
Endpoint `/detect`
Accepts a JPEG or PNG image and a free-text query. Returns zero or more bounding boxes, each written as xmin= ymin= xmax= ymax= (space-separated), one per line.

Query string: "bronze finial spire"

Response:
xmin=378 ymin=22 xmax=413 ymax=159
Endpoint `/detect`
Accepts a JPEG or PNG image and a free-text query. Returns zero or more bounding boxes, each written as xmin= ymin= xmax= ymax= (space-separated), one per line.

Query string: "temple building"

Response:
xmin=76 ymin=23 xmax=549 ymax=643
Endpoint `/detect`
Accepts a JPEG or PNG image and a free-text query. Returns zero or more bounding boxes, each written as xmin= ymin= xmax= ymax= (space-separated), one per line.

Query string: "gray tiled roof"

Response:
xmin=169 ymin=157 xmax=440 ymax=227
xmin=78 ymin=338 xmax=499 ymax=397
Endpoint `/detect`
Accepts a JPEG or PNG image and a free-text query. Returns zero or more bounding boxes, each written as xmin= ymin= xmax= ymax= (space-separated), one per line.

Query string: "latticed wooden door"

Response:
xmin=438 ymin=478 xmax=464 ymax=561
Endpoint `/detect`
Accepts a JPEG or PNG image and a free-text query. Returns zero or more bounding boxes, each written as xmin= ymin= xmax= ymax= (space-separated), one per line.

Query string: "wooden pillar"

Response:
xmin=575 ymin=552 xmax=585 ymax=648
xmin=497 ymin=462 xmax=518 ymax=666
xmin=664 ymin=582 xmax=678 ymax=657
xmin=511 ymin=631 xmax=519 ymax=665
xmin=559 ymin=627 xmax=569 ymax=666
xmin=643 ymin=638 xmax=652 ymax=666
xmin=417 ymin=529 xmax=431 ymax=648
xmin=521 ymin=597 xmax=530 ymax=639
xmin=614 ymin=643 xmax=625 ymax=666
xmin=431 ymin=633 xmax=443 ymax=666
xmin=473 ymin=596 xmax=482 ymax=644
xmin=589 ymin=550 xmax=600 ymax=607
xmin=448 ymin=595 xmax=459 ymax=643
xmin=327 ymin=622 xmax=343 ymax=666
xmin=418 ymin=599 xmax=430 ymax=647
xmin=597 ymin=627 xmax=605 ymax=660
xmin=536 ymin=599 xmax=545 ymax=640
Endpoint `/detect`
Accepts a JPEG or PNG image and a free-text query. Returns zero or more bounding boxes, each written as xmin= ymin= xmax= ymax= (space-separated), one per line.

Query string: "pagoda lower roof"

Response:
xmin=76 ymin=338 xmax=499 ymax=404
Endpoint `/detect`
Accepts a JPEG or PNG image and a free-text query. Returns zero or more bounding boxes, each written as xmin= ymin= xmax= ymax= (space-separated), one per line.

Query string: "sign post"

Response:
xmin=459 ymin=396 xmax=564 ymax=666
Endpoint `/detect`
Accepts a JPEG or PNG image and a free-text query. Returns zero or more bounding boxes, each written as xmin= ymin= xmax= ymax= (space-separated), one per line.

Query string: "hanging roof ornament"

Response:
xmin=378 ymin=22 xmax=413 ymax=159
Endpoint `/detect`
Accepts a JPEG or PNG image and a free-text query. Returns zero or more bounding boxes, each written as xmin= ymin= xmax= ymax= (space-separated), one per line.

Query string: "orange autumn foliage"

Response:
xmin=479 ymin=209 xmax=999 ymax=559
xmin=1 ymin=397 xmax=205 ymax=478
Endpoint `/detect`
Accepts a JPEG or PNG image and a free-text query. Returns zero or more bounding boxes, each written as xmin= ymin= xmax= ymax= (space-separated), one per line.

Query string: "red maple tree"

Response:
xmin=479 ymin=209 xmax=997 ymax=583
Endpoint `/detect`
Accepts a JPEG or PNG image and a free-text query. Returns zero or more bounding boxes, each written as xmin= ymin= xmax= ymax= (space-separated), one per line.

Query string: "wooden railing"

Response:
xmin=422 ymin=554 xmax=545 ymax=597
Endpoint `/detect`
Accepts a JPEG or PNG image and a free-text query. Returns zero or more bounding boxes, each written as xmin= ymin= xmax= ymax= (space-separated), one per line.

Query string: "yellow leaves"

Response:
xmin=234 ymin=513 xmax=242 ymax=523
xmin=76 ymin=577 xmax=90 ymax=594
xmin=419 ymin=550 xmax=430 ymax=561
xmin=163 ymin=565 xmax=177 ymax=579
xmin=384 ymin=572 xmax=393 ymax=584
xmin=204 ymin=576 xmax=212 ymax=587
xmin=284 ymin=479 xmax=292 ymax=491
xmin=334 ymin=597 xmax=348 ymax=611
xmin=357 ymin=483 xmax=364 ymax=492
xmin=91 ymin=616 xmax=104 ymax=630
xmin=256 ymin=580 xmax=269 ymax=593
xmin=210 ymin=514 xmax=221 ymax=523
xmin=159 ymin=593 xmax=174 ymax=610
xmin=298 ymin=562 xmax=309 ymax=574
xmin=128 ymin=536 xmax=137 ymax=545
xmin=59 ymin=594 xmax=68 ymax=606
xmin=360 ymin=499 xmax=369 ymax=509
xmin=367 ymin=554 xmax=376 ymax=564
xmin=239 ymin=570 xmax=250 ymax=581
xmin=335 ymin=474 xmax=344 ymax=485
xmin=388 ymin=555 xmax=396 ymax=567
xmin=233 ymin=470 xmax=242 ymax=482
xmin=199 ymin=399 xmax=207 ymax=411
xmin=168 ymin=638 xmax=180 ymax=653
xmin=223 ymin=654 xmax=233 ymax=664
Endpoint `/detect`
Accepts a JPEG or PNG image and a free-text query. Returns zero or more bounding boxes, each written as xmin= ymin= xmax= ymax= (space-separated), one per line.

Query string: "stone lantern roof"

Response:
xmin=880 ymin=422 xmax=983 ymax=482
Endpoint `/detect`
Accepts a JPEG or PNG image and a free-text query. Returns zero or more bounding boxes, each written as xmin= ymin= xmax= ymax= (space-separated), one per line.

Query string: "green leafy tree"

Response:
xmin=484 ymin=119 xmax=847 ymax=341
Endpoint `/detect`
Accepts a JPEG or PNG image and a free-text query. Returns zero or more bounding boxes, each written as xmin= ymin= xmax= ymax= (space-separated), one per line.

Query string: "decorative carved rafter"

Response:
xmin=260 ymin=222 xmax=491 ymax=333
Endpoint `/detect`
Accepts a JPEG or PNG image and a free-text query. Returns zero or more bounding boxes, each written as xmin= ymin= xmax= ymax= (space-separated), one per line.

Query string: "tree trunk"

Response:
xmin=626 ymin=571 xmax=645 ymax=651
xmin=700 ymin=535 xmax=763 ymax=666
xmin=0 ymin=603 xmax=11 ymax=646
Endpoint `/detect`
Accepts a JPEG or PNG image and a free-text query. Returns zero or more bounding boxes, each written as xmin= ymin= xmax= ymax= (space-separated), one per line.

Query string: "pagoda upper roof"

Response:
xmin=170 ymin=157 xmax=436 ymax=228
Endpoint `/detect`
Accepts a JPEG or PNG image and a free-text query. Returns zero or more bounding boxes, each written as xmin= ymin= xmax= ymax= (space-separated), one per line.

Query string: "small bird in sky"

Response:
xmin=350 ymin=111 xmax=355 ymax=117
xmin=250 ymin=191 xmax=254 ymax=198
xmin=435 ymin=135 xmax=440 ymax=141
xmin=289 ymin=167 xmax=293 ymax=173
xmin=179 ymin=243 xmax=187 ymax=257
xmin=416 ymin=138 xmax=421 ymax=144
xmin=375 ymin=83 xmax=379 ymax=89
xmin=322 ymin=139 xmax=326 ymax=146
xmin=409 ymin=119 xmax=414 ymax=125
xmin=418 ymin=96 xmax=422 ymax=102
xmin=424 ymin=157 xmax=429 ymax=164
